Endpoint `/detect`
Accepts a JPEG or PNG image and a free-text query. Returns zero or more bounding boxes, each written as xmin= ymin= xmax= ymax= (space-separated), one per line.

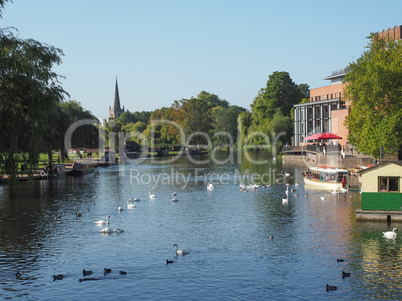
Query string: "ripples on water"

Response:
xmin=0 ymin=153 xmax=401 ymax=300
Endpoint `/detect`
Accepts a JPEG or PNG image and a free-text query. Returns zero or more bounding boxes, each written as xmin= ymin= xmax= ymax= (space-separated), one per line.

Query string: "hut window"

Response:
xmin=379 ymin=177 xmax=399 ymax=192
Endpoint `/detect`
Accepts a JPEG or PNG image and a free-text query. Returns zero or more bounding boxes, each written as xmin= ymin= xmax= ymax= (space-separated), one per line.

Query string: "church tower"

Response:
xmin=109 ymin=78 xmax=125 ymax=120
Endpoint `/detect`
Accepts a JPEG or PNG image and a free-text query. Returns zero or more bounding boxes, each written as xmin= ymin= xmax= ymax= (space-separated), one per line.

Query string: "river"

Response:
xmin=0 ymin=152 xmax=401 ymax=300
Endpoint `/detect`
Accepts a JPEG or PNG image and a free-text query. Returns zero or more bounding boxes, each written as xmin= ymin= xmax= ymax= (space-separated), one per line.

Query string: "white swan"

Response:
xmin=383 ymin=228 xmax=397 ymax=239
xmin=168 ymin=197 xmax=179 ymax=202
xmin=173 ymin=243 xmax=189 ymax=255
xmin=285 ymin=187 xmax=289 ymax=196
xmin=207 ymin=183 xmax=214 ymax=191
xmin=95 ymin=215 xmax=110 ymax=225
xmin=282 ymin=195 xmax=288 ymax=205
xmin=127 ymin=199 xmax=137 ymax=209
xmin=149 ymin=192 xmax=156 ymax=199
xmin=101 ymin=227 xmax=124 ymax=233
xmin=321 ymin=196 xmax=325 ymax=201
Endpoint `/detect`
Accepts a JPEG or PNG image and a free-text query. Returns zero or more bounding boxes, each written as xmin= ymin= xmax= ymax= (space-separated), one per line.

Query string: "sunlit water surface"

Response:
xmin=0 ymin=152 xmax=401 ymax=300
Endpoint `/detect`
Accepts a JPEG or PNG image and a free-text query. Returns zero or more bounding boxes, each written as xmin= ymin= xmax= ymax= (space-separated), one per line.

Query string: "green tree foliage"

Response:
xmin=197 ymin=90 xmax=229 ymax=108
xmin=211 ymin=105 xmax=246 ymax=146
xmin=344 ymin=33 xmax=402 ymax=158
xmin=251 ymin=71 xmax=307 ymax=121
xmin=0 ymin=28 xmax=68 ymax=177
xmin=248 ymin=71 xmax=307 ymax=151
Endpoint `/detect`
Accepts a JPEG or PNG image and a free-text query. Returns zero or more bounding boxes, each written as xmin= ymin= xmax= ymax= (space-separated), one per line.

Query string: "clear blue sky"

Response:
xmin=2 ymin=0 xmax=402 ymax=120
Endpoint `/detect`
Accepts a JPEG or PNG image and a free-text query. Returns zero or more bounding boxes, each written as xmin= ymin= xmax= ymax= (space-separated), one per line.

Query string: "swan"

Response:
xmin=285 ymin=187 xmax=289 ymax=196
xmin=207 ymin=183 xmax=214 ymax=191
xmin=383 ymin=228 xmax=397 ymax=239
xmin=149 ymin=192 xmax=156 ymax=199
xmin=282 ymin=196 xmax=288 ymax=205
xmin=173 ymin=243 xmax=189 ymax=255
xmin=95 ymin=215 xmax=110 ymax=225
xmin=101 ymin=227 xmax=124 ymax=233
xmin=168 ymin=197 xmax=179 ymax=202
xmin=127 ymin=199 xmax=137 ymax=209
xmin=321 ymin=196 xmax=325 ymax=201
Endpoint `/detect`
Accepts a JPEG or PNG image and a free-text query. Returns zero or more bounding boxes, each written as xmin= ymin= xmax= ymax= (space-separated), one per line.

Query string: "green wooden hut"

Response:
xmin=356 ymin=161 xmax=402 ymax=221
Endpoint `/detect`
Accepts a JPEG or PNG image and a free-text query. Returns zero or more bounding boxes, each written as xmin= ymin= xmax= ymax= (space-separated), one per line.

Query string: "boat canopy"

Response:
xmin=309 ymin=167 xmax=348 ymax=174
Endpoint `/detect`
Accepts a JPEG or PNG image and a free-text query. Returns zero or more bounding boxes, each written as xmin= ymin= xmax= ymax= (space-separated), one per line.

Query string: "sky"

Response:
xmin=2 ymin=0 xmax=402 ymax=120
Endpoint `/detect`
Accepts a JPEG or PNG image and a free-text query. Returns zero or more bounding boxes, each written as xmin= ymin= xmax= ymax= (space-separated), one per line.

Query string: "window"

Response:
xmin=379 ymin=177 xmax=399 ymax=192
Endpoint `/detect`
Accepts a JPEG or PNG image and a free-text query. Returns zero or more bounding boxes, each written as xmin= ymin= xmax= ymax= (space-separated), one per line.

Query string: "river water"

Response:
xmin=0 ymin=152 xmax=401 ymax=300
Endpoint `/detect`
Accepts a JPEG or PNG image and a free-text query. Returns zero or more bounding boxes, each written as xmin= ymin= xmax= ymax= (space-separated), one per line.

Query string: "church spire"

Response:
xmin=114 ymin=78 xmax=121 ymax=110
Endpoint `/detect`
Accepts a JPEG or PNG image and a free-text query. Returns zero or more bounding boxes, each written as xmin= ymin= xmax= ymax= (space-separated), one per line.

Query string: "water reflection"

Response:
xmin=0 ymin=152 xmax=401 ymax=300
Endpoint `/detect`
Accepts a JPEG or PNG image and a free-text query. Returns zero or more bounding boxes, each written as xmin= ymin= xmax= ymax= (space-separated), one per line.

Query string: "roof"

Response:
xmin=360 ymin=161 xmax=402 ymax=174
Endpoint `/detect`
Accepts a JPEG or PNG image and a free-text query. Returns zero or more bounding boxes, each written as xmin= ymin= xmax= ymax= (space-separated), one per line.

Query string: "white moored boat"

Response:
xmin=303 ymin=166 xmax=348 ymax=190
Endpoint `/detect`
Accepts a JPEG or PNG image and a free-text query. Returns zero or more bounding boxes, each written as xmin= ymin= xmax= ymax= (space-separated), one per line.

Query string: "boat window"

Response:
xmin=378 ymin=177 xmax=399 ymax=192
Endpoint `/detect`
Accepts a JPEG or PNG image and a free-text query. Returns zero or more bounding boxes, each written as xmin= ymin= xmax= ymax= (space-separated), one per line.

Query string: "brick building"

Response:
xmin=293 ymin=25 xmax=401 ymax=148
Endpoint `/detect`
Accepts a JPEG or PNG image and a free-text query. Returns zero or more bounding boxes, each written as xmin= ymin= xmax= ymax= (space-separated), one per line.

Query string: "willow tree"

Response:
xmin=0 ymin=28 xmax=67 ymax=178
xmin=344 ymin=33 xmax=402 ymax=159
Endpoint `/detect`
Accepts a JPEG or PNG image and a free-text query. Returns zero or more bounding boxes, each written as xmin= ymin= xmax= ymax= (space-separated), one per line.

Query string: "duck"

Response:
xmin=342 ymin=271 xmax=351 ymax=278
xmin=119 ymin=270 xmax=127 ymax=275
xmin=133 ymin=198 xmax=141 ymax=202
xmin=172 ymin=192 xmax=177 ymax=196
xmin=326 ymin=284 xmax=337 ymax=291
xmin=104 ymin=268 xmax=111 ymax=274
xmin=55 ymin=214 xmax=61 ymax=220
xmin=16 ymin=271 xmax=21 ymax=279
xmin=383 ymin=228 xmax=397 ymax=239
xmin=304 ymin=193 xmax=308 ymax=197
xmin=95 ymin=215 xmax=110 ymax=225
xmin=75 ymin=212 xmax=82 ymax=219
xmin=168 ymin=197 xmax=179 ymax=202
xmin=118 ymin=206 xmax=123 ymax=211
xmin=149 ymin=192 xmax=156 ymax=199
xmin=295 ymin=182 xmax=299 ymax=187
xmin=269 ymin=235 xmax=274 ymax=240
xmin=53 ymin=274 xmax=64 ymax=281
xmin=166 ymin=259 xmax=174 ymax=264
xmin=83 ymin=269 xmax=93 ymax=276
xmin=337 ymin=258 xmax=345 ymax=262
xmin=37 ymin=243 xmax=43 ymax=247
xmin=173 ymin=243 xmax=189 ymax=255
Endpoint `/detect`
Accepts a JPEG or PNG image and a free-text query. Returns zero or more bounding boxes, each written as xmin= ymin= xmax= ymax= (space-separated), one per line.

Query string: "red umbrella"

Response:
xmin=304 ymin=133 xmax=342 ymax=141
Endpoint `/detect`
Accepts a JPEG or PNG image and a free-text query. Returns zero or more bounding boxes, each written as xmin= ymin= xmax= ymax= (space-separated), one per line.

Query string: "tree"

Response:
xmin=0 ymin=28 xmax=68 ymax=177
xmin=258 ymin=71 xmax=306 ymax=120
xmin=344 ymin=33 xmax=402 ymax=158
xmin=197 ymin=91 xmax=229 ymax=108
xmin=0 ymin=0 xmax=10 ymax=18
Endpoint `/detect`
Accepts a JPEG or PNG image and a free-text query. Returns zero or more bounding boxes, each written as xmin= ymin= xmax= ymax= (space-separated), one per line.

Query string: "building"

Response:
xmin=293 ymin=68 xmax=349 ymax=147
xmin=356 ymin=161 xmax=402 ymax=221
xmin=109 ymin=78 xmax=125 ymax=120
xmin=293 ymin=25 xmax=402 ymax=148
